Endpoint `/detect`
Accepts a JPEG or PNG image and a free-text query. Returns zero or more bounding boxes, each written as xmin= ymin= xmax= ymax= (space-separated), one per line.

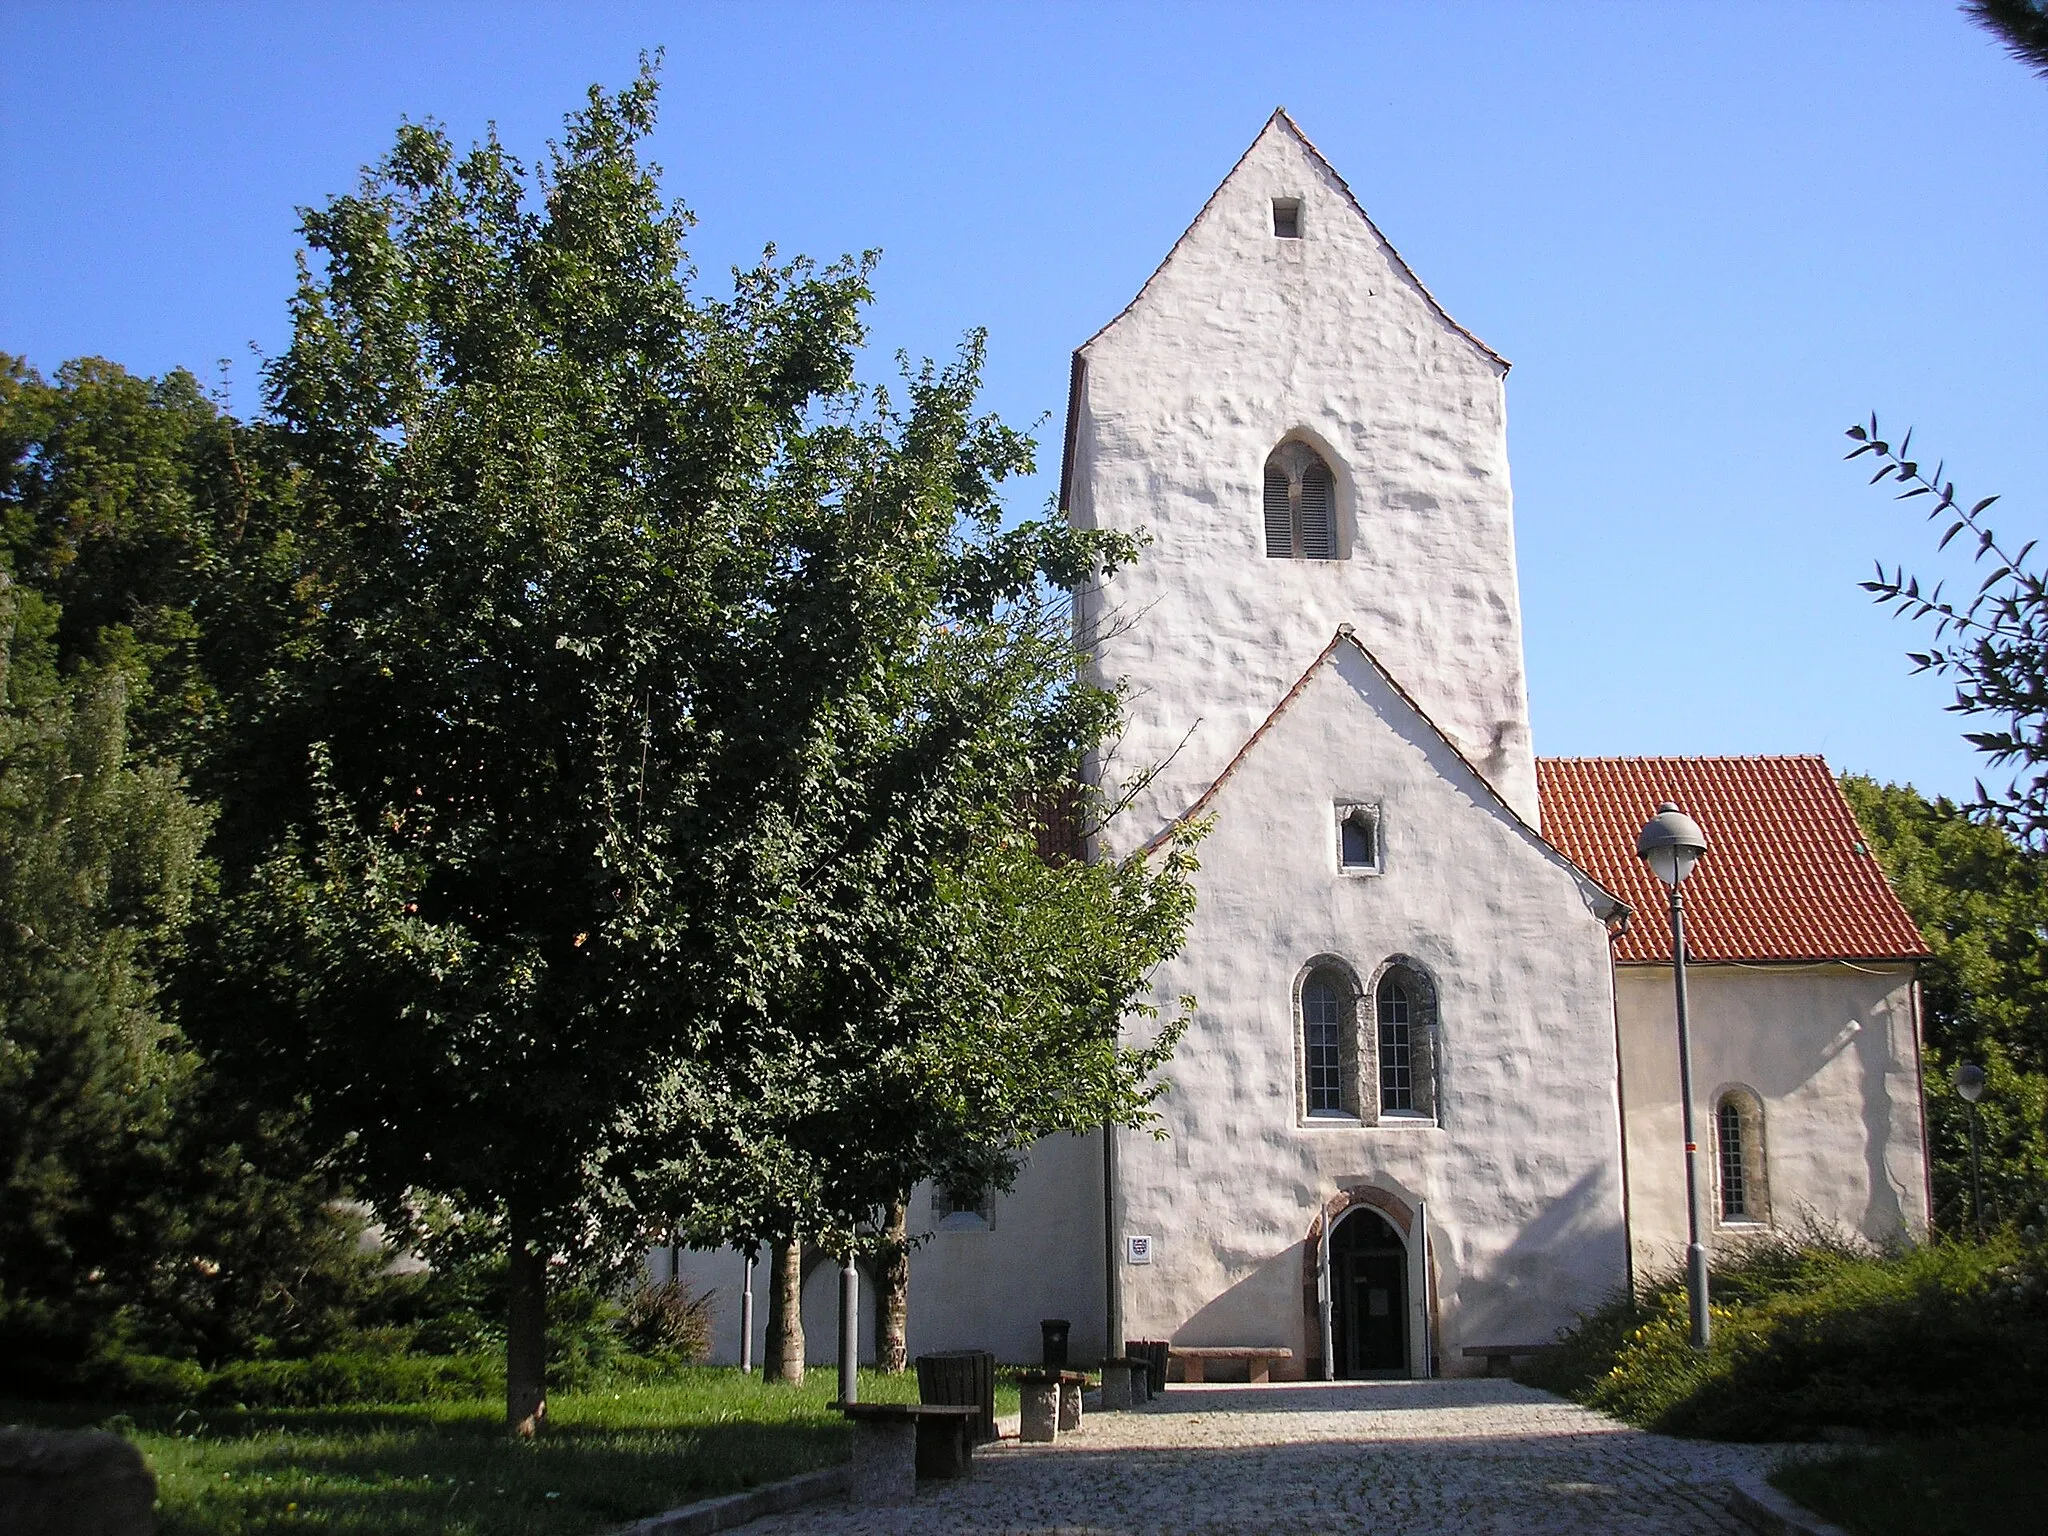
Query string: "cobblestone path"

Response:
xmin=744 ymin=1378 xmax=1786 ymax=1534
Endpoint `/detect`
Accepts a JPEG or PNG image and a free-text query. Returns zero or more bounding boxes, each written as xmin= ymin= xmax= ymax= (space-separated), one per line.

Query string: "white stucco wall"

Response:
xmin=1069 ymin=113 xmax=1538 ymax=840
xmin=1614 ymin=963 xmax=1929 ymax=1277
xmin=657 ymin=1130 xmax=1109 ymax=1369
xmin=1113 ymin=642 xmax=1627 ymax=1376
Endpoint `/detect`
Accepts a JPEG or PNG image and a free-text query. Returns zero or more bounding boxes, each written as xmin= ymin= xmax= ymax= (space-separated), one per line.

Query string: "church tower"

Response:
xmin=1064 ymin=111 xmax=1538 ymax=841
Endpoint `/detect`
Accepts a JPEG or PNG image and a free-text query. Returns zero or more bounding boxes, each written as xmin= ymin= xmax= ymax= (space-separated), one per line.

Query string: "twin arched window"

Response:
xmin=1300 ymin=962 xmax=1438 ymax=1123
xmin=1265 ymin=442 xmax=1338 ymax=560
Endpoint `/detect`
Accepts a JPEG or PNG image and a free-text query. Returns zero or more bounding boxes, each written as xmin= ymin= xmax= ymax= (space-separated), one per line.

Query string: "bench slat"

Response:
xmin=1168 ymin=1347 xmax=1294 ymax=1358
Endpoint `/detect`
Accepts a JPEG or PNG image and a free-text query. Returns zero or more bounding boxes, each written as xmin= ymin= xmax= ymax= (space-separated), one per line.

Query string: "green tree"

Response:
xmin=1841 ymin=776 xmax=2048 ymax=1231
xmin=0 ymin=362 xmax=364 ymax=1392
xmin=0 ymin=353 xmax=306 ymax=789
xmin=218 ymin=63 xmax=1186 ymax=1430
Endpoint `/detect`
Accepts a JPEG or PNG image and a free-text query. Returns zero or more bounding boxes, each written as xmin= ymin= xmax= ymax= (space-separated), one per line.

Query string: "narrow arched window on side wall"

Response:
xmin=1715 ymin=1089 xmax=1770 ymax=1224
xmin=1264 ymin=441 xmax=1339 ymax=560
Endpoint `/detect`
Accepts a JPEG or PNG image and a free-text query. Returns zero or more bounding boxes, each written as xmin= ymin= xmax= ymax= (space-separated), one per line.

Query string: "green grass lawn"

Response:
xmin=7 ymin=1368 xmax=1023 ymax=1536
xmin=1770 ymin=1431 xmax=2048 ymax=1536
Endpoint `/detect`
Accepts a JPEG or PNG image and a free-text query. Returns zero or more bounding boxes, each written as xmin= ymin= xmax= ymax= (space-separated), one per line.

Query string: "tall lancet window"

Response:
xmin=1715 ymin=1088 xmax=1770 ymax=1224
xmin=1263 ymin=441 xmax=1339 ymax=560
xmin=1302 ymin=972 xmax=1348 ymax=1115
xmin=1373 ymin=961 xmax=1439 ymax=1120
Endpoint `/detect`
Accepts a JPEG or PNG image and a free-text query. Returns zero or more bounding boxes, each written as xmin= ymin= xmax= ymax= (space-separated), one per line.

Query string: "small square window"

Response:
xmin=932 ymin=1184 xmax=991 ymax=1231
xmin=1338 ymin=804 xmax=1381 ymax=873
xmin=1272 ymin=198 xmax=1302 ymax=239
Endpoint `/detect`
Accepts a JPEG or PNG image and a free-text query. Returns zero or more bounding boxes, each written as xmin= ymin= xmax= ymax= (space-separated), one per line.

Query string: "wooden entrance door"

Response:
xmin=1331 ymin=1209 xmax=1407 ymax=1376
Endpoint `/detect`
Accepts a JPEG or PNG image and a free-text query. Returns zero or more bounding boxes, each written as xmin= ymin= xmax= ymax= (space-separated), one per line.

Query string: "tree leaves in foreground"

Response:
xmin=1965 ymin=0 xmax=2048 ymax=80
xmin=219 ymin=63 xmax=1195 ymax=1430
xmin=1841 ymin=776 xmax=2048 ymax=1232
xmin=1849 ymin=418 xmax=2048 ymax=848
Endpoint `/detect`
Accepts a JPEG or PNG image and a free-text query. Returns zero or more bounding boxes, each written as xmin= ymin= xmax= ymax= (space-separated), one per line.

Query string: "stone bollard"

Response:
xmin=1100 ymin=1360 xmax=1134 ymax=1409
xmin=1019 ymin=1375 xmax=1060 ymax=1443
xmin=1130 ymin=1361 xmax=1151 ymax=1403
xmin=849 ymin=1417 xmax=917 ymax=1505
xmin=1058 ymin=1376 xmax=1082 ymax=1431
xmin=0 ymin=1426 xmax=158 ymax=1535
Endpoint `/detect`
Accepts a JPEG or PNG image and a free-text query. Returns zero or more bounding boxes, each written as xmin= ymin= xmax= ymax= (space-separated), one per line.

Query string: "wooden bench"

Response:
xmin=1461 ymin=1344 xmax=1558 ymax=1378
xmin=1169 ymin=1345 xmax=1295 ymax=1384
xmin=836 ymin=1402 xmax=982 ymax=1502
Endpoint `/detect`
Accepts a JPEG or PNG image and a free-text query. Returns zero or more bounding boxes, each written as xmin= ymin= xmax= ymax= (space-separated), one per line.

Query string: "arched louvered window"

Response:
xmin=1263 ymin=441 xmax=1339 ymax=560
xmin=1715 ymin=1088 xmax=1770 ymax=1223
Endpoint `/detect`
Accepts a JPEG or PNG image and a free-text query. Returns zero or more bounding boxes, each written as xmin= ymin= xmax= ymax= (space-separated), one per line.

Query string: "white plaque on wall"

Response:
xmin=1125 ymin=1234 xmax=1154 ymax=1265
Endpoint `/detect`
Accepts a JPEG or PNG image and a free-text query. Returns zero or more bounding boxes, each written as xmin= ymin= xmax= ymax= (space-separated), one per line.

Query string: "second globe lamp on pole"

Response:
xmin=1637 ymin=801 xmax=1712 ymax=1351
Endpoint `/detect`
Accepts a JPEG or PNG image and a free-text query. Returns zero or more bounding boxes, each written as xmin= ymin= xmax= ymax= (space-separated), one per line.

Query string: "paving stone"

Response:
xmin=744 ymin=1379 xmax=1791 ymax=1535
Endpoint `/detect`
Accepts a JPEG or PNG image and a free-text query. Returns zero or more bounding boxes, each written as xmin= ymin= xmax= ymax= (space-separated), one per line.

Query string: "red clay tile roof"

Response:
xmin=1536 ymin=756 xmax=1927 ymax=965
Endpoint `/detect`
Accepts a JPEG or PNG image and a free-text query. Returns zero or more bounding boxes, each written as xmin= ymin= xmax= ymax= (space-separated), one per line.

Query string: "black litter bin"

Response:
xmin=1040 ymin=1318 xmax=1071 ymax=1370
xmin=915 ymin=1349 xmax=997 ymax=1443
xmin=1127 ymin=1338 xmax=1171 ymax=1393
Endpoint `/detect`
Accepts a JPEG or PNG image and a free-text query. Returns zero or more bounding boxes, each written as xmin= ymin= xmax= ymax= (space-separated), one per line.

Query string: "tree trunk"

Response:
xmin=506 ymin=1205 xmax=548 ymax=1436
xmin=764 ymin=1232 xmax=804 ymax=1385
xmin=875 ymin=1196 xmax=910 ymax=1373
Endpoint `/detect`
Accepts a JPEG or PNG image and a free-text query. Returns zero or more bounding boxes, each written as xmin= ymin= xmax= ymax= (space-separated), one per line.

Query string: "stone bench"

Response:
xmin=1018 ymin=1370 xmax=1090 ymax=1440
xmin=1169 ymin=1345 xmax=1294 ymax=1384
xmin=836 ymin=1402 xmax=981 ymax=1504
xmin=1462 ymin=1344 xmax=1558 ymax=1377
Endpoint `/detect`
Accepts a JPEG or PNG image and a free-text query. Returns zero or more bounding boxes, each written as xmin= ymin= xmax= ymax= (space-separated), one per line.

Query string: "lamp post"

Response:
xmin=1955 ymin=1061 xmax=1986 ymax=1240
xmin=1638 ymin=801 xmax=1712 ymax=1352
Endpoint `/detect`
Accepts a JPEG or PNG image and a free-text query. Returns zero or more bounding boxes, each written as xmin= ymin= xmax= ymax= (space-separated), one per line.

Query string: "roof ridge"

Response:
xmin=1538 ymin=753 xmax=1832 ymax=764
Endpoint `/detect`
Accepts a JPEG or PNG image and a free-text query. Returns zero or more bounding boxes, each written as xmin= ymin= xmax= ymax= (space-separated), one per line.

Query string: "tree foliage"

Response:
xmin=0 ymin=361 xmax=370 ymax=1392
xmin=211 ymin=62 xmax=1196 ymax=1422
xmin=1851 ymin=419 xmax=2048 ymax=847
xmin=1966 ymin=0 xmax=2048 ymax=80
xmin=1841 ymin=775 xmax=2048 ymax=1231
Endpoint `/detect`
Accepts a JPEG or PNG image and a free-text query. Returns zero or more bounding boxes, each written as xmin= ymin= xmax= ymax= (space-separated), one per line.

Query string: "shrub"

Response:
xmin=1522 ymin=1234 xmax=2048 ymax=1441
xmin=203 ymin=1350 xmax=500 ymax=1406
xmin=76 ymin=1350 xmax=211 ymax=1404
xmin=619 ymin=1280 xmax=715 ymax=1365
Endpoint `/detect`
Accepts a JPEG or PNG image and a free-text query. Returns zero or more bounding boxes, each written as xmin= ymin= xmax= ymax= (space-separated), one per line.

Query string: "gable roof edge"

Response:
xmin=1274 ymin=110 xmax=1509 ymax=371
xmin=1137 ymin=627 xmax=1627 ymax=922
xmin=1075 ymin=109 xmax=1509 ymax=371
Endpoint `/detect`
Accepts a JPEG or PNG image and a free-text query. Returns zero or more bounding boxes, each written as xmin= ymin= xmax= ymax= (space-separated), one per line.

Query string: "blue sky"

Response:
xmin=4 ymin=2 xmax=2043 ymax=803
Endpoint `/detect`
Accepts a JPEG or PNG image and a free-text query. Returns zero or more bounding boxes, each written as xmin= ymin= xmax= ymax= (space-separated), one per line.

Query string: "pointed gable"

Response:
xmin=1143 ymin=628 xmax=1624 ymax=922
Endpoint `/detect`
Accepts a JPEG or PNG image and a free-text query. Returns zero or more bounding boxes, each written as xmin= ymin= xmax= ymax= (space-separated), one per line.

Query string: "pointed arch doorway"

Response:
xmin=1330 ymin=1207 xmax=1408 ymax=1376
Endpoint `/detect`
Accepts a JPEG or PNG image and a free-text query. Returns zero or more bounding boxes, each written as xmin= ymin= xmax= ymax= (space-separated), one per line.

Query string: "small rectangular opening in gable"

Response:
xmin=1272 ymin=198 xmax=1302 ymax=239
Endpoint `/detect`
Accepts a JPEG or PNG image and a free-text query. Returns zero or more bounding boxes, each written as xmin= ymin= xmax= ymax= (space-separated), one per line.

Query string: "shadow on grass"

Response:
xmin=7 ymin=1383 xmax=866 ymax=1536
xmin=1770 ymin=1430 xmax=2048 ymax=1536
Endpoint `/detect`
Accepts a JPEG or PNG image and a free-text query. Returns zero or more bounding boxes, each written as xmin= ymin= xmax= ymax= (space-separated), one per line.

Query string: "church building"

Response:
xmin=671 ymin=111 xmax=1931 ymax=1379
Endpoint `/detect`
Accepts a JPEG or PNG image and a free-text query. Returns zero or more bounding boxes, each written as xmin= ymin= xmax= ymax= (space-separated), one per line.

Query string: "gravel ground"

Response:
xmin=742 ymin=1378 xmax=1790 ymax=1535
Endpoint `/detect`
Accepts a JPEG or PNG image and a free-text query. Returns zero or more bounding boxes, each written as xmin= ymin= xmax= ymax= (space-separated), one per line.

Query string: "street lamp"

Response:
xmin=1955 ymin=1061 xmax=1987 ymax=1240
xmin=1638 ymin=801 xmax=1712 ymax=1351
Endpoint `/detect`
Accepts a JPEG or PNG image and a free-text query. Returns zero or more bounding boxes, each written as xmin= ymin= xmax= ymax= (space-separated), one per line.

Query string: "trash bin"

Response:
xmin=915 ymin=1349 xmax=997 ymax=1443
xmin=1040 ymin=1318 xmax=1071 ymax=1370
xmin=1127 ymin=1338 xmax=1171 ymax=1392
